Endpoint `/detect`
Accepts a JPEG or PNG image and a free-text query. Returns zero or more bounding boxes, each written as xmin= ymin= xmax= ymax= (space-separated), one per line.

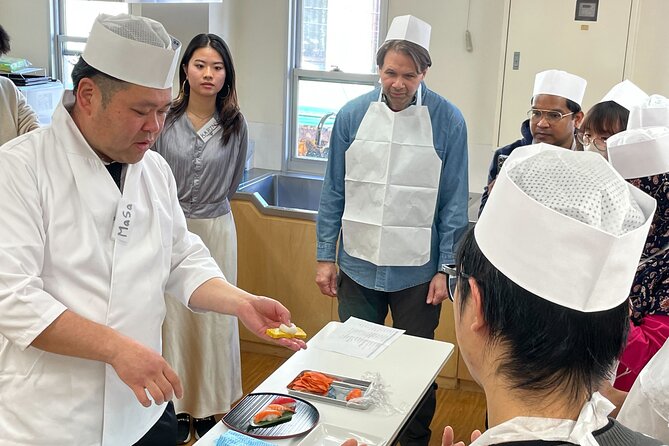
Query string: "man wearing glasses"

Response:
xmin=478 ymin=69 xmax=586 ymax=213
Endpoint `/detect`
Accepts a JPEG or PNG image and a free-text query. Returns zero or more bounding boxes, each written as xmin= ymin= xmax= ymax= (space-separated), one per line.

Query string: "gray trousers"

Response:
xmin=337 ymin=272 xmax=441 ymax=446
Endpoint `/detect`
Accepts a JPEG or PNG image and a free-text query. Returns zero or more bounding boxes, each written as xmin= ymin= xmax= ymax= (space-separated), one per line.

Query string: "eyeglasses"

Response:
xmin=576 ymin=131 xmax=609 ymax=152
xmin=445 ymin=269 xmax=470 ymax=302
xmin=527 ymin=109 xmax=575 ymax=124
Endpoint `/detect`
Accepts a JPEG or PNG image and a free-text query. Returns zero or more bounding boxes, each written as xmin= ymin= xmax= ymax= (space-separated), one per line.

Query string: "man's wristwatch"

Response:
xmin=438 ymin=264 xmax=457 ymax=275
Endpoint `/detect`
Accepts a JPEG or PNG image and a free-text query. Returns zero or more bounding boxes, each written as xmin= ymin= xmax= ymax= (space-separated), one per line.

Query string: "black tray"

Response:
xmin=222 ymin=392 xmax=319 ymax=439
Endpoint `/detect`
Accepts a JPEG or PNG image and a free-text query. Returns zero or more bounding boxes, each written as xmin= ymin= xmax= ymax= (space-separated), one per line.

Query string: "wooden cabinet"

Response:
xmin=435 ymin=302 xmax=459 ymax=385
xmin=232 ymin=199 xmax=472 ymax=386
xmin=232 ymin=200 xmax=334 ymax=348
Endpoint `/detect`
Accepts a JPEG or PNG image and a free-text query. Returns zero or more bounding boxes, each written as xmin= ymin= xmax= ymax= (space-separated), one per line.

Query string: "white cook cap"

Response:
xmin=607 ymin=127 xmax=669 ymax=179
xmin=82 ymin=13 xmax=181 ymax=89
xmin=600 ymin=80 xmax=649 ymax=111
xmin=533 ymin=69 xmax=587 ymax=106
xmin=628 ymin=94 xmax=669 ymax=129
xmin=476 ymin=144 xmax=655 ymax=312
xmin=384 ymin=15 xmax=431 ymax=51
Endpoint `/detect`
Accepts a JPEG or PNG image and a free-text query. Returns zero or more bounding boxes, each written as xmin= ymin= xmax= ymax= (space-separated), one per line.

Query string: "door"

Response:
xmin=497 ymin=0 xmax=633 ymax=146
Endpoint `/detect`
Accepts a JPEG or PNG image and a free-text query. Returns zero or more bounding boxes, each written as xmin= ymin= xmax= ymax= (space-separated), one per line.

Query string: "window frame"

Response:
xmin=52 ymin=0 xmax=133 ymax=88
xmin=285 ymin=0 xmax=388 ymax=174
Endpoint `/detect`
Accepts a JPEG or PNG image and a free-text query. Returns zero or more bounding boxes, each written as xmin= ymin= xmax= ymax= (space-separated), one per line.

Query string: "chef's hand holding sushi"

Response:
xmin=0 ymin=13 xmax=302 ymax=446
xmin=190 ymin=278 xmax=307 ymax=352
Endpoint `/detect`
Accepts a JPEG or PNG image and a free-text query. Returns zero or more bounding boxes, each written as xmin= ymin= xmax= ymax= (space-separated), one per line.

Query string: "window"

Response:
xmin=54 ymin=0 xmax=129 ymax=89
xmin=288 ymin=0 xmax=386 ymax=172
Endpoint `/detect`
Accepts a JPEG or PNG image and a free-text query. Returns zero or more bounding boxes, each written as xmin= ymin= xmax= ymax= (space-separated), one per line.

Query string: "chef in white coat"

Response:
xmin=441 ymin=145 xmax=663 ymax=446
xmin=0 ymin=14 xmax=305 ymax=446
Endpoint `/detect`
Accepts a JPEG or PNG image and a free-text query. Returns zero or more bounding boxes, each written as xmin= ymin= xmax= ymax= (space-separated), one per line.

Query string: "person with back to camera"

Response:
xmin=0 ymin=24 xmax=40 ymax=145
xmin=0 ymin=14 xmax=305 ymax=445
xmin=478 ymin=69 xmax=586 ymax=213
xmin=153 ymin=32 xmax=248 ymax=443
xmin=445 ymin=144 xmax=663 ymax=445
xmin=316 ymin=14 xmax=469 ymax=446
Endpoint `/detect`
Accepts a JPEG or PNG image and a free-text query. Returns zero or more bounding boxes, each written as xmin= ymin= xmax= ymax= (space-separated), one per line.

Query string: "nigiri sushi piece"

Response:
xmin=270 ymin=396 xmax=297 ymax=412
xmin=346 ymin=388 xmax=363 ymax=401
xmin=265 ymin=403 xmax=292 ymax=414
xmin=249 ymin=407 xmax=293 ymax=428
xmin=279 ymin=323 xmax=297 ymax=334
xmin=266 ymin=323 xmax=307 ymax=339
xmin=252 ymin=408 xmax=282 ymax=425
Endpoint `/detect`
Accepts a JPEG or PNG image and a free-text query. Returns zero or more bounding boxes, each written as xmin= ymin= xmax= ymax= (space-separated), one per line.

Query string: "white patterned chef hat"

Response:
xmin=600 ymin=80 xmax=649 ymax=111
xmin=627 ymin=94 xmax=669 ymax=129
xmin=607 ymin=127 xmax=669 ymax=179
xmin=82 ymin=13 xmax=181 ymax=89
xmin=476 ymin=144 xmax=655 ymax=312
xmin=533 ymin=70 xmax=587 ymax=106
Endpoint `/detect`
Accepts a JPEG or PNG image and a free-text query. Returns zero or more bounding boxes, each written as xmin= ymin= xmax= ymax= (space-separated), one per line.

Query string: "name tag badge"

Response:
xmin=198 ymin=120 xmax=221 ymax=144
xmin=112 ymin=200 xmax=135 ymax=244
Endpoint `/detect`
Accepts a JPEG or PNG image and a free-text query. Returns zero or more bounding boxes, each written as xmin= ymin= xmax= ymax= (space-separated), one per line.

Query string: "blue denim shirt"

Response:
xmin=316 ymin=83 xmax=469 ymax=292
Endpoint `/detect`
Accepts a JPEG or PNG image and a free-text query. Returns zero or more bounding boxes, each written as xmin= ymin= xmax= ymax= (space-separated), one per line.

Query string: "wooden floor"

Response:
xmin=187 ymin=351 xmax=487 ymax=445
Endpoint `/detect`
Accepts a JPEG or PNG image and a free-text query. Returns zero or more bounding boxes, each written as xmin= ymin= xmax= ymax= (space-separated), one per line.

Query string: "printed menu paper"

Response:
xmin=316 ymin=317 xmax=404 ymax=359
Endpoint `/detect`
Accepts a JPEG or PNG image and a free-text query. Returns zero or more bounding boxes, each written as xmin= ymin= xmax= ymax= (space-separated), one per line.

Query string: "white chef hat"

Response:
xmin=475 ymin=144 xmax=655 ymax=312
xmin=533 ymin=69 xmax=587 ymax=106
xmin=82 ymin=13 xmax=181 ymax=89
xmin=600 ymin=80 xmax=649 ymax=111
xmin=384 ymin=15 xmax=431 ymax=51
xmin=628 ymin=94 xmax=669 ymax=129
xmin=607 ymin=127 xmax=669 ymax=179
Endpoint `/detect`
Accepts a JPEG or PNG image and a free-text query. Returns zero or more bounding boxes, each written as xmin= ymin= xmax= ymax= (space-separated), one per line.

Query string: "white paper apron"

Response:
xmin=342 ymin=86 xmax=441 ymax=266
xmin=471 ymin=392 xmax=614 ymax=446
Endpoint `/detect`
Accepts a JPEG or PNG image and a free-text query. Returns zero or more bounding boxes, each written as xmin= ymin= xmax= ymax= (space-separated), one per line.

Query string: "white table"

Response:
xmin=195 ymin=321 xmax=454 ymax=445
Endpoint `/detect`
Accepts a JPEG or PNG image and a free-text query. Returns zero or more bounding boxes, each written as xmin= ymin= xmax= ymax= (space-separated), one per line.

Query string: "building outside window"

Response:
xmin=289 ymin=0 xmax=386 ymax=171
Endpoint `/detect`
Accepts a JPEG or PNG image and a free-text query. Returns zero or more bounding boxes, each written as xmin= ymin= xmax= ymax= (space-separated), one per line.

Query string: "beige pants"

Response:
xmin=162 ymin=212 xmax=242 ymax=417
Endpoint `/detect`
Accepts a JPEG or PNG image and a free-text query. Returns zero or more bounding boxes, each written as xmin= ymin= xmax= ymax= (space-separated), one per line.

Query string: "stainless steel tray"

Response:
xmin=286 ymin=370 xmax=372 ymax=410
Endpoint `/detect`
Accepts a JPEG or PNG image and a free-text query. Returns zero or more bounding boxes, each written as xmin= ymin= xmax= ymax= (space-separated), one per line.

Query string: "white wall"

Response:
xmin=138 ymin=2 xmax=209 ymax=94
xmin=0 ymin=0 xmax=52 ymax=76
xmin=228 ymin=0 xmax=289 ymax=171
xmin=629 ymin=0 xmax=669 ymax=97
xmin=142 ymin=0 xmax=290 ymax=172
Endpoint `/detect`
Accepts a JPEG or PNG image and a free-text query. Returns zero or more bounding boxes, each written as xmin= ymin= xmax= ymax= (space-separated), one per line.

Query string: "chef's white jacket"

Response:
xmin=0 ymin=99 xmax=223 ymax=445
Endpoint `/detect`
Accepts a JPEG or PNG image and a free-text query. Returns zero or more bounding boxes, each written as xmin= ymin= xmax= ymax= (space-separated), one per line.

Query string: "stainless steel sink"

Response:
xmin=234 ymin=173 xmax=323 ymax=221
xmin=234 ymin=170 xmax=482 ymax=224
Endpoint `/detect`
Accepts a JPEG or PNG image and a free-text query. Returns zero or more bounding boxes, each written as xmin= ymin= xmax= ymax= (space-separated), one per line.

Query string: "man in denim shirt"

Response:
xmin=315 ymin=15 xmax=468 ymax=446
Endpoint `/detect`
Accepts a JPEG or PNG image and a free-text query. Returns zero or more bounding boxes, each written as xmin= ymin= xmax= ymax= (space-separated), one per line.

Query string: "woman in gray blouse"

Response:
xmin=153 ymin=33 xmax=247 ymax=444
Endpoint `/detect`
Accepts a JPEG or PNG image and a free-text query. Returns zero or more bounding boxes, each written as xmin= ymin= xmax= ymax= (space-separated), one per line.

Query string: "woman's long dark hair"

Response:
xmin=168 ymin=33 xmax=242 ymax=145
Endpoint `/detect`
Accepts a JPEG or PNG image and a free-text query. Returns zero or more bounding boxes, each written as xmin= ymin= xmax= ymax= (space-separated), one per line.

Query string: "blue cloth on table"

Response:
xmin=215 ymin=430 xmax=276 ymax=446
